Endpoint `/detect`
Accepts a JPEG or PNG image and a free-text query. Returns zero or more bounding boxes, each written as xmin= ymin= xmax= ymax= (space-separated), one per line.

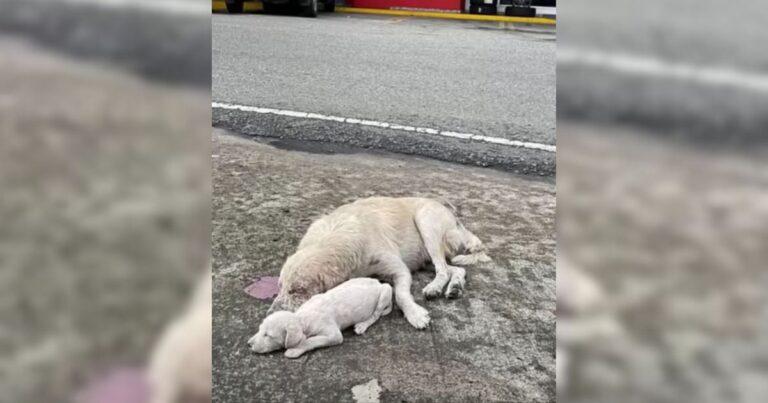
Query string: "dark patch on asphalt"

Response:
xmin=214 ymin=108 xmax=556 ymax=178
xmin=0 ymin=0 xmax=210 ymax=87
xmin=469 ymin=25 xmax=556 ymax=42
xmin=244 ymin=131 xmax=555 ymax=186
xmin=268 ymin=138 xmax=363 ymax=155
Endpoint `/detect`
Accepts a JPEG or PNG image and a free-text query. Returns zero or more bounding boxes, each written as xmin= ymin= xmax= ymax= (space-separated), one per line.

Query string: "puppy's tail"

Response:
xmin=451 ymin=252 xmax=492 ymax=266
xmin=380 ymin=283 xmax=394 ymax=316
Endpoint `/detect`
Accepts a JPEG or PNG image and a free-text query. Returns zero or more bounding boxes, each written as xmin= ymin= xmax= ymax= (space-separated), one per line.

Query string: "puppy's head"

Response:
xmin=247 ymin=311 xmax=305 ymax=353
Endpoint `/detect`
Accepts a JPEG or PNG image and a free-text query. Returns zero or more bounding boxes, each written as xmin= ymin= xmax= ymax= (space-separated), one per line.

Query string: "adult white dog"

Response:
xmin=249 ymin=277 xmax=393 ymax=358
xmin=269 ymin=197 xmax=490 ymax=329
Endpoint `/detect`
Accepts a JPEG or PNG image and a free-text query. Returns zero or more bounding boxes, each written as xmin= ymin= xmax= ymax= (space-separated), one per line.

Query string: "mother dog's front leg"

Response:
xmin=445 ymin=265 xmax=466 ymax=299
xmin=380 ymin=254 xmax=430 ymax=329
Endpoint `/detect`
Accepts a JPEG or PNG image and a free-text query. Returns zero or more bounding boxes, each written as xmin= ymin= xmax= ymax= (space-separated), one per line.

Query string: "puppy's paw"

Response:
xmin=284 ymin=348 xmax=304 ymax=359
xmin=354 ymin=323 xmax=369 ymax=335
xmin=445 ymin=282 xmax=464 ymax=299
xmin=405 ymin=305 xmax=430 ymax=329
xmin=422 ymin=282 xmax=444 ymax=299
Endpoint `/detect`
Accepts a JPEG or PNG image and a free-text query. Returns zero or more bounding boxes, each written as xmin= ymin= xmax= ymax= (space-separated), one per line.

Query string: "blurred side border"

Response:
xmin=0 ymin=0 xmax=211 ymax=87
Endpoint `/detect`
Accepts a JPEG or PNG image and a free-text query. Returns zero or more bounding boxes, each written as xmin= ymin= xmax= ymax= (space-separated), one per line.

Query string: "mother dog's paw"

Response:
xmin=422 ymin=282 xmax=444 ymax=299
xmin=445 ymin=282 xmax=464 ymax=299
xmin=405 ymin=305 xmax=430 ymax=329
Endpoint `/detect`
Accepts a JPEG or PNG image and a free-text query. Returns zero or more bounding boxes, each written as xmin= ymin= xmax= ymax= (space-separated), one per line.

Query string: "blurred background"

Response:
xmin=0 ymin=0 xmax=211 ymax=402
xmin=557 ymin=1 xmax=768 ymax=402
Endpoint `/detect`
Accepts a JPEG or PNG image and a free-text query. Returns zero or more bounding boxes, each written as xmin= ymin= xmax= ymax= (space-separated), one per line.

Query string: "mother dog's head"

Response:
xmin=268 ymin=281 xmax=314 ymax=313
xmin=267 ymin=250 xmax=343 ymax=313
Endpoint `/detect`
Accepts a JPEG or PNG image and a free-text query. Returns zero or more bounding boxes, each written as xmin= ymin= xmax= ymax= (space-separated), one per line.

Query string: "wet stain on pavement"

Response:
xmin=269 ymin=138 xmax=361 ymax=155
xmin=244 ymin=276 xmax=280 ymax=301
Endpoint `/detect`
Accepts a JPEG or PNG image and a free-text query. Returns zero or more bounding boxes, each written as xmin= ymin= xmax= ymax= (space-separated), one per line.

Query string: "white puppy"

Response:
xmin=249 ymin=277 xmax=393 ymax=358
xmin=269 ymin=197 xmax=490 ymax=329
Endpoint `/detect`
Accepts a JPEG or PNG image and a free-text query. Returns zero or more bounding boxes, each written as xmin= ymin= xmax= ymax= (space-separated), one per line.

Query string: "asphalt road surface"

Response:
xmin=213 ymin=13 xmax=556 ymax=176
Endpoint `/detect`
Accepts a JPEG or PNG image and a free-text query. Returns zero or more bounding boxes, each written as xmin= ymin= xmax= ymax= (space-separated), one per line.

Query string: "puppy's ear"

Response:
xmin=283 ymin=317 xmax=305 ymax=349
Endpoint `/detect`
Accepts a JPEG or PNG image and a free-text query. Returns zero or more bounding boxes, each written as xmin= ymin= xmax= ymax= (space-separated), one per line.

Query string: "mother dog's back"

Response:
xmin=295 ymin=197 xmax=426 ymax=272
xmin=330 ymin=197 xmax=427 ymax=242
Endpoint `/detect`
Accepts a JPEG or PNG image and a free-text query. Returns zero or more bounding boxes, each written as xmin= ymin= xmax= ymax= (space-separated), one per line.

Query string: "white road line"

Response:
xmin=54 ymin=0 xmax=210 ymax=15
xmin=212 ymin=102 xmax=557 ymax=153
xmin=559 ymin=47 xmax=768 ymax=94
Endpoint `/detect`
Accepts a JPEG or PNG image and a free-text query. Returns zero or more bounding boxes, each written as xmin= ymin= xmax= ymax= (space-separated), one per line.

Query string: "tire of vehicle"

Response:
xmin=469 ymin=4 xmax=497 ymax=14
xmin=505 ymin=6 xmax=536 ymax=16
xmin=262 ymin=2 xmax=280 ymax=13
xmin=226 ymin=0 xmax=244 ymax=13
xmin=323 ymin=0 xmax=335 ymax=12
xmin=301 ymin=0 xmax=318 ymax=17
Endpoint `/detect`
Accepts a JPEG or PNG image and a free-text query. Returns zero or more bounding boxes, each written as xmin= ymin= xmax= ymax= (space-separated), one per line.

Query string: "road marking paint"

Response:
xmin=441 ymin=131 xmax=474 ymax=140
xmin=559 ymin=47 xmax=768 ymax=94
xmin=212 ymin=101 xmax=556 ymax=153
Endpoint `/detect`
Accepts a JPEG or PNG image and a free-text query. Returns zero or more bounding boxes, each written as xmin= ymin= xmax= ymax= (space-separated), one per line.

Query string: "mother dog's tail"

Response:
xmin=451 ymin=246 xmax=492 ymax=266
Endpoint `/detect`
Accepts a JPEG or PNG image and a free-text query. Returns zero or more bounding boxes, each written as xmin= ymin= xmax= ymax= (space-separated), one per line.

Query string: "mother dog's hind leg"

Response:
xmin=379 ymin=254 xmax=430 ymax=329
xmin=415 ymin=204 xmax=457 ymax=299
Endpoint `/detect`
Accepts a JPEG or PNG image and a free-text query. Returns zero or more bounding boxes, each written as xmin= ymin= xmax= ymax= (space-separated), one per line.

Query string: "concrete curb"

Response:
xmin=212 ymin=1 xmax=555 ymax=25
xmin=212 ymin=1 xmax=262 ymax=12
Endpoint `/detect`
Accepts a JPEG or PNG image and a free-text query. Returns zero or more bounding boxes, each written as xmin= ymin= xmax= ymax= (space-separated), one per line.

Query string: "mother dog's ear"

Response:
xmin=284 ymin=318 xmax=305 ymax=348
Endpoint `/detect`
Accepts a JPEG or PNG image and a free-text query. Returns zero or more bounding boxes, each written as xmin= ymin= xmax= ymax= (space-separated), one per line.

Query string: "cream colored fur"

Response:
xmin=269 ymin=197 xmax=490 ymax=329
xmin=249 ymin=277 xmax=393 ymax=358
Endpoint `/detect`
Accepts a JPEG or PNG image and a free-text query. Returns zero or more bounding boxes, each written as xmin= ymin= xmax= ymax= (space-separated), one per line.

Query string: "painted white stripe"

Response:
xmin=559 ymin=47 xmax=768 ymax=94
xmin=55 ymin=0 xmax=210 ymax=15
xmin=212 ymin=101 xmax=557 ymax=153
